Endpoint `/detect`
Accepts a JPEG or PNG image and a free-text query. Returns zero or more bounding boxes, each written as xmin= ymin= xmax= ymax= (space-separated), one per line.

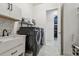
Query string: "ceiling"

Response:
xmin=31 ymin=3 xmax=42 ymax=6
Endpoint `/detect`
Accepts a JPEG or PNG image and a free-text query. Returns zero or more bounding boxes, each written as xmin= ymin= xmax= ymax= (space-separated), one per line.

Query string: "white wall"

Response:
xmin=13 ymin=3 xmax=34 ymax=18
xmin=63 ymin=3 xmax=79 ymax=55
xmin=33 ymin=4 xmax=59 ymax=27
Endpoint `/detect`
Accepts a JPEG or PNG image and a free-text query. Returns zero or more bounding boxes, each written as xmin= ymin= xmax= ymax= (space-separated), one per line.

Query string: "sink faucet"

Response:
xmin=2 ymin=29 xmax=9 ymax=37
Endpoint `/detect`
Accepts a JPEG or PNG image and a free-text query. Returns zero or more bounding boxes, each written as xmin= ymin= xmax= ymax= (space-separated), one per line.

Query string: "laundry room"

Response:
xmin=0 ymin=3 xmax=79 ymax=56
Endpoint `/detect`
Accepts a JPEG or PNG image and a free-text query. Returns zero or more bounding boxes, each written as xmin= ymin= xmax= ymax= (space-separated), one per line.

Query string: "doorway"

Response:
xmin=46 ymin=9 xmax=61 ymax=55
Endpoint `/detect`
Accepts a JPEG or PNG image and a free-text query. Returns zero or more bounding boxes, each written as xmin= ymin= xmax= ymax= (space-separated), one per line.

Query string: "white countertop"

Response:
xmin=0 ymin=35 xmax=25 ymax=43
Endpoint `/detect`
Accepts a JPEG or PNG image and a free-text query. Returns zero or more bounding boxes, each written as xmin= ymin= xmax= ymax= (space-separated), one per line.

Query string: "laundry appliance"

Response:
xmin=17 ymin=27 xmax=44 ymax=56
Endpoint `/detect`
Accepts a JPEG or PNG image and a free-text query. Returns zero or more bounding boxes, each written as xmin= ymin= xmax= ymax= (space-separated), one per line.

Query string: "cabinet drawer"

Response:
xmin=0 ymin=39 xmax=23 ymax=54
xmin=1 ymin=44 xmax=24 ymax=56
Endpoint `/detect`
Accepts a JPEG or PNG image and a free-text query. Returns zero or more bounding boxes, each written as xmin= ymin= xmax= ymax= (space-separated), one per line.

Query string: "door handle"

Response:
xmin=58 ymin=32 xmax=61 ymax=34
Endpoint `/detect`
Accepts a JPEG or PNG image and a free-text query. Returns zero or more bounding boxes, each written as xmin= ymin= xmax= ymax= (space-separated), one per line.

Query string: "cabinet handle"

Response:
xmin=8 ymin=3 xmax=10 ymax=10
xmin=11 ymin=50 xmax=17 ymax=55
xmin=18 ymin=53 xmax=23 ymax=56
xmin=11 ymin=4 xmax=12 ymax=11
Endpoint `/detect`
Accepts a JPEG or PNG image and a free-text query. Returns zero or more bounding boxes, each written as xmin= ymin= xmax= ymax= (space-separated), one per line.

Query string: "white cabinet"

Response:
xmin=0 ymin=3 xmax=22 ymax=21
xmin=1 ymin=45 xmax=24 ymax=56
xmin=0 ymin=35 xmax=25 ymax=56
xmin=9 ymin=4 xmax=22 ymax=20
xmin=0 ymin=3 xmax=9 ymax=17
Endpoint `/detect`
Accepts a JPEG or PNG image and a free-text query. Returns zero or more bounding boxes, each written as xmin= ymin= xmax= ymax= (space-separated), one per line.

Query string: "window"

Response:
xmin=54 ymin=15 xmax=58 ymax=39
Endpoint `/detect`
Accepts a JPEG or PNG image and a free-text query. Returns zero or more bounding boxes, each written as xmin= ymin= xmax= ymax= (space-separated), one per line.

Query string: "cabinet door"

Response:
xmin=9 ymin=4 xmax=22 ymax=20
xmin=0 ymin=3 xmax=9 ymax=17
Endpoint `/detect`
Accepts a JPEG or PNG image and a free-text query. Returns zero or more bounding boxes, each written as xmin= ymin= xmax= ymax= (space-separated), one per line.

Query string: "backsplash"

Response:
xmin=0 ymin=17 xmax=15 ymax=37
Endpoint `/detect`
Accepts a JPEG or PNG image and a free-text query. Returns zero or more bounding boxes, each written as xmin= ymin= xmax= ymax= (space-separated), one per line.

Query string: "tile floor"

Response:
xmin=38 ymin=45 xmax=60 ymax=56
xmin=25 ymin=44 xmax=60 ymax=56
xmin=38 ymin=38 xmax=60 ymax=56
xmin=25 ymin=38 xmax=60 ymax=56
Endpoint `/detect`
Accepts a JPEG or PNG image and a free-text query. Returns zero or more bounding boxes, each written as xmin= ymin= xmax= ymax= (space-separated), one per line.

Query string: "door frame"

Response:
xmin=46 ymin=4 xmax=64 ymax=55
xmin=60 ymin=4 xmax=64 ymax=55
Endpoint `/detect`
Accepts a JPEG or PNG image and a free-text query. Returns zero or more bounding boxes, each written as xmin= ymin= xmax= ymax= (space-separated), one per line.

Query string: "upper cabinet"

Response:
xmin=0 ymin=3 xmax=10 ymax=17
xmin=0 ymin=3 xmax=22 ymax=21
xmin=9 ymin=4 xmax=22 ymax=21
